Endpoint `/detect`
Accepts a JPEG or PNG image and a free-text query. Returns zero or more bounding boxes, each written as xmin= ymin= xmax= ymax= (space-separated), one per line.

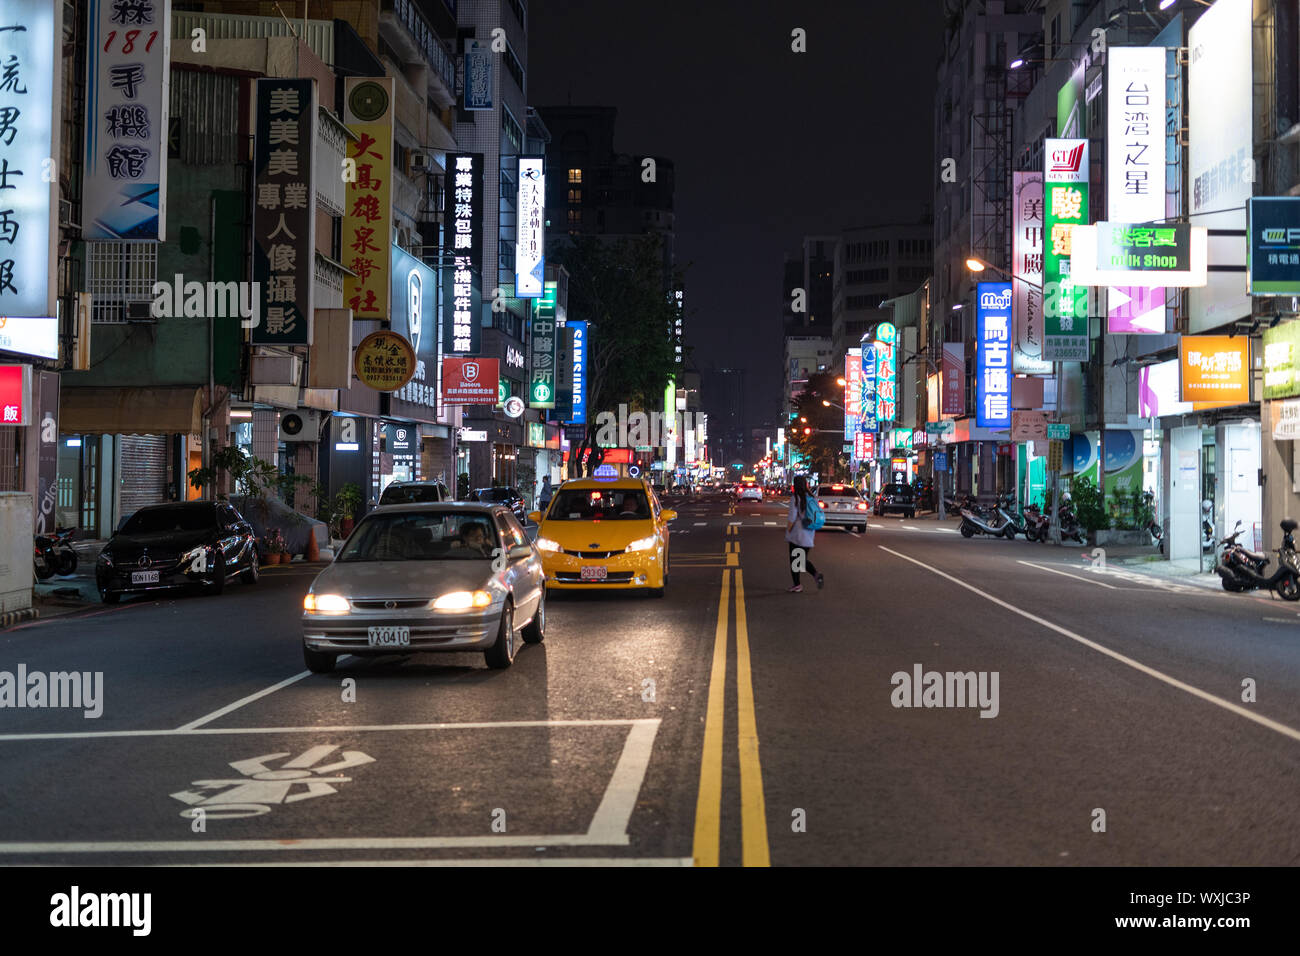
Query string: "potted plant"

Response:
xmin=334 ymin=483 xmax=363 ymax=537
xmin=266 ymin=528 xmax=287 ymax=564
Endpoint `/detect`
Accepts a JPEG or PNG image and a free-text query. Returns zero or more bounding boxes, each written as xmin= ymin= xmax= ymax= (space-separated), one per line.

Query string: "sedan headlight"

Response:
xmin=626 ymin=535 xmax=659 ymax=553
xmin=96 ymin=552 xmax=113 ymax=566
xmin=433 ymin=590 xmax=493 ymax=610
xmin=535 ymin=537 xmax=561 ymax=552
xmin=304 ymin=593 xmax=349 ymax=613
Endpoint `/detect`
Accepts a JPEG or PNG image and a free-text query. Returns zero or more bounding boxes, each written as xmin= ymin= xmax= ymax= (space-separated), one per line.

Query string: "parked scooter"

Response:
xmin=1215 ymin=519 xmax=1300 ymax=599
xmin=959 ymin=496 xmax=1017 ymax=539
xmin=994 ymin=494 xmax=1029 ymax=539
xmin=33 ymin=527 xmax=77 ymax=579
xmin=1022 ymin=503 xmax=1049 ymax=542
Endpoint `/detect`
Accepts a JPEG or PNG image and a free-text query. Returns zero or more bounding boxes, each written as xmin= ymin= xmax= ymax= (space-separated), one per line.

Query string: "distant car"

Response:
xmin=95 ymin=501 xmax=259 ymax=604
xmin=874 ymin=483 xmax=916 ymax=518
xmin=471 ymin=487 xmax=527 ymax=524
xmin=301 ymin=502 xmax=544 ymax=672
xmin=817 ymin=484 xmax=870 ymax=532
xmin=378 ymin=480 xmax=452 ymax=506
xmin=738 ymin=481 xmax=763 ymax=502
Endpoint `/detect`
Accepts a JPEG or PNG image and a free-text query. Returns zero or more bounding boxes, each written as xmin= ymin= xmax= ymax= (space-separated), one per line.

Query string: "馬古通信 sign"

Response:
xmin=976 ymin=282 xmax=1012 ymax=429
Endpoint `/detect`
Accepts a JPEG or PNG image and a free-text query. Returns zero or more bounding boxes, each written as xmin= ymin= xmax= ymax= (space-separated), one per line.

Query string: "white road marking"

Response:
xmin=1016 ymin=560 xmax=1121 ymax=590
xmin=0 ymin=718 xmax=652 ymax=744
xmin=175 ymin=667 xmax=331 ymax=731
xmin=694 ymin=522 xmax=707 ymax=526
xmin=1262 ymin=617 xmax=1300 ymax=624
xmin=763 ymin=521 xmax=779 ymax=527
xmin=165 ymin=857 xmax=696 ymax=867
xmin=879 ymin=545 xmax=1300 ymax=745
xmin=729 ymin=521 xmax=742 ymax=526
xmin=0 ymin=719 xmax=664 ymax=855
xmin=901 ymin=525 xmax=918 ymax=530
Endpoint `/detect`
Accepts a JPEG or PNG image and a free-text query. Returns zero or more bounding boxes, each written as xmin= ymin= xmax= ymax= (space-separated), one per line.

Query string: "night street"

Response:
xmin=4 ymin=491 xmax=1297 ymax=868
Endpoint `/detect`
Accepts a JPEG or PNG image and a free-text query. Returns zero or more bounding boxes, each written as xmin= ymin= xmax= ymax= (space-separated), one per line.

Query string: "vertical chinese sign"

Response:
xmin=343 ymin=77 xmax=393 ymax=322
xmin=941 ymin=343 xmax=965 ymax=416
xmin=673 ymin=288 xmax=684 ymax=369
xmin=528 ymin=281 xmax=557 ymax=409
xmin=251 ymin=78 xmax=316 ymax=346
xmin=1043 ymin=138 xmax=1090 ymax=361
xmin=443 ymin=152 xmax=483 ymax=355
xmin=976 ymin=282 xmax=1012 ymax=429
xmin=860 ymin=342 xmax=878 ymax=434
xmin=1107 ymin=46 xmax=1167 ymax=334
xmin=0 ymin=1 xmax=60 ymax=318
xmin=844 ymin=346 xmax=861 ymax=444
xmin=1012 ymin=172 xmax=1050 ymax=373
xmin=874 ymin=323 xmax=897 ymax=429
xmin=515 ymin=156 xmax=544 ymax=297
xmin=83 ymin=0 xmax=169 ymax=239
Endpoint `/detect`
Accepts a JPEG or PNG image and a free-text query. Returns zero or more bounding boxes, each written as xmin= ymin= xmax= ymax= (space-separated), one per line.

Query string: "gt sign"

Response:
xmin=976 ymin=282 xmax=1012 ymax=428
xmin=442 ymin=357 xmax=499 ymax=405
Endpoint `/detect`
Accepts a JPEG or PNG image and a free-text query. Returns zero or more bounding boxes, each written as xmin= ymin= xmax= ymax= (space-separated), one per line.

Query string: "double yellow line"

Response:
xmin=692 ymin=548 xmax=770 ymax=866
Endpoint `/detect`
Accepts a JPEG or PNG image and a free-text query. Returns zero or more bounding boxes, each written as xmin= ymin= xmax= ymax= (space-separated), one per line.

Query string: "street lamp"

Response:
xmin=965 ymin=257 xmax=1012 ymax=279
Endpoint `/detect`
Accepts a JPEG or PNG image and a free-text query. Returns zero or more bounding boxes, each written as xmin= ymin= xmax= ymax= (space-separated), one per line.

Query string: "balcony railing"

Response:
xmin=387 ymin=0 xmax=457 ymax=94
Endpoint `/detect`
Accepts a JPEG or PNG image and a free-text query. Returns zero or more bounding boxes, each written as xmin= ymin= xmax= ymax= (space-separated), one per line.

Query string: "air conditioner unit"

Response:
xmin=279 ymin=410 xmax=321 ymax=443
xmin=250 ymin=352 xmax=303 ymax=386
xmin=407 ymin=151 xmax=432 ymax=175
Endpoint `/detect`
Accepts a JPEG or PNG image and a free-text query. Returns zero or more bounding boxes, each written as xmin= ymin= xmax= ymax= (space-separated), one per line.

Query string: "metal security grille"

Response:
xmin=87 ymin=241 xmax=159 ymax=323
xmin=0 ymin=426 xmax=21 ymax=491
xmin=119 ymin=435 xmax=169 ymax=515
xmin=170 ymin=69 xmax=241 ymax=167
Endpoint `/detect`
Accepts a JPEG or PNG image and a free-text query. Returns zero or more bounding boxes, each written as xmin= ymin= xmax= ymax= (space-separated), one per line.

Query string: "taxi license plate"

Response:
xmin=131 ymin=571 xmax=160 ymax=584
xmin=368 ymin=626 xmax=410 ymax=647
xmin=580 ymin=566 xmax=608 ymax=581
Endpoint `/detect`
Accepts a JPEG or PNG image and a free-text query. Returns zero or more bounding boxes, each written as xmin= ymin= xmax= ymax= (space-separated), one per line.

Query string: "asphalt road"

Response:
xmin=1 ymin=492 xmax=1298 ymax=866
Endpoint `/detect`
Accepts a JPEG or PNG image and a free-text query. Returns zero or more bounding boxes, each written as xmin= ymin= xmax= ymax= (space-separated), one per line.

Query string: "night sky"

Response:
xmin=529 ymin=0 xmax=945 ymax=433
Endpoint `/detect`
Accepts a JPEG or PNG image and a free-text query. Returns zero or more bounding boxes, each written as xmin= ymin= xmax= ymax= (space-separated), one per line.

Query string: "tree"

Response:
xmin=789 ymin=371 xmax=848 ymax=480
xmin=552 ymin=235 xmax=682 ymax=475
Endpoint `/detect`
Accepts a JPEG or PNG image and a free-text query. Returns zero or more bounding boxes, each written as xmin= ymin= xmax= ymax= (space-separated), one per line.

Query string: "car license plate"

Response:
xmin=130 ymin=570 xmax=160 ymax=585
xmin=580 ymin=566 xmax=608 ymax=581
xmin=368 ymin=626 xmax=410 ymax=647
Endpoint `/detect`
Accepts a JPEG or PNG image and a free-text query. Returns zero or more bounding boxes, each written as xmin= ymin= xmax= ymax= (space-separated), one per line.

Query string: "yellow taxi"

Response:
xmin=529 ymin=475 xmax=677 ymax=597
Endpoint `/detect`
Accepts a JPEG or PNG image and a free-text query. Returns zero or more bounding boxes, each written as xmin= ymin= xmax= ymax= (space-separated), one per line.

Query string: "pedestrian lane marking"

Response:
xmin=694 ymin=522 xmax=707 ymax=526
xmin=763 ymin=521 xmax=779 ymax=526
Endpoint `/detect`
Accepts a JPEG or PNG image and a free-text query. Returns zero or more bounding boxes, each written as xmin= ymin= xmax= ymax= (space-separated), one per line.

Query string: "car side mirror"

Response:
xmin=508 ymin=544 xmax=534 ymax=561
xmin=662 ymin=509 xmax=677 ymax=522
xmin=527 ymin=510 xmax=542 ymax=523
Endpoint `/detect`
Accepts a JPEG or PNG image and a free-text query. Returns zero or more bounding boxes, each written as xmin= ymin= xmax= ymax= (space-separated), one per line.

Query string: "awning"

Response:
xmin=60 ymin=387 xmax=205 ymax=435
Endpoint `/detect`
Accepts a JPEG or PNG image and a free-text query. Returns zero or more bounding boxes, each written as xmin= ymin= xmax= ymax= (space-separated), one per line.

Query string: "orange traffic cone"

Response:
xmin=305 ymin=526 xmax=320 ymax=562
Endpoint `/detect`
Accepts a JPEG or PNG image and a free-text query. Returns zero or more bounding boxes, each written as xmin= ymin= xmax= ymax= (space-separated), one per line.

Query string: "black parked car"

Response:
xmin=95 ymin=501 xmax=259 ymax=604
xmin=378 ymin=480 xmax=452 ymax=506
xmin=873 ymin=483 xmax=917 ymax=518
xmin=470 ymin=487 xmax=527 ymax=524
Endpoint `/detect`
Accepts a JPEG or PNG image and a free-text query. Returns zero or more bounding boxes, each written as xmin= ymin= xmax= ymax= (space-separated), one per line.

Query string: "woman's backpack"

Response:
xmin=800 ymin=493 xmax=825 ymax=531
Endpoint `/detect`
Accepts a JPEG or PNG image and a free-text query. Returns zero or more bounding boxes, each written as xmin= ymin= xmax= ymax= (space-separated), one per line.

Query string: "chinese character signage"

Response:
xmin=1107 ymin=46 xmax=1168 ymax=335
xmin=1071 ymin=222 xmax=1207 ymax=288
xmin=1043 ymin=138 xmax=1090 ymax=362
xmin=442 ymin=356 xmax=499 ymax=405
xmin=354 ymin=330 xmax=415 ymax=392
xmin=860 ymin=343 xmax=878 ymax=432
xmin=673 ymin=288 xmax=684 ymax=367
xmin=1262 ymin=320 xmax=1300 ymax=400
xmin=1179 ymin=335 xmax=1250 ymax=405
xmin=0 ymin=2 xmax=60 ymax=317
xmin=844 ymin=412 xmax=859 ymax=442
xmin=845 ymin=348 xmax=862 ymax=416
xmin=515 ymin=157 xmax=545 ymax=297
xmin=464 ymin=42 xmax=492 ymax=110
xmin=529 ymin=284 xmax=557 ymax=409
xmin=0 ymin=363 xmax=29 ymax=425
xmin=873 ymin=322 xmax=897 ymax=426
xmin=343 ymin=77 xmax=394 ymax=322
xmin=1247 ymin=198 xmax=1300 ymax=295
xmin=251 ymin=78 xmax=316 ymax=346
xmin=83 ymin=0 xmax=169 ymax=240
xmin=1012 ymin=172 xmax=1050 ymax=374
xmin=389 ymin=244 xmax=438 ymax=412
xmin=443 ymin=152 xmax=483 ymax=355
xmin=941 ymin=343 xmax=965 ymax=417
xmin=976 ymin=282 xmax=1012 ymax=429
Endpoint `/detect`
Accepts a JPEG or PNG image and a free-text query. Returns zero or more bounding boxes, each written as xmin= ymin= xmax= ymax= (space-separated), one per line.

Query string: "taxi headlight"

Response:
xmin=304 ymin=593 xmax=349 ymax=613
xmin=626 ymin=535 xmax=659 ymax=553
xmin=535 ymin=537 xmax=561 ymax=552
xmin=433 ymin=590 xmax=493 ymax=610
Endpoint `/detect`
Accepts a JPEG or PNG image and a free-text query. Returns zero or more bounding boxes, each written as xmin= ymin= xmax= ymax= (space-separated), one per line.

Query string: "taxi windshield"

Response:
xmin=548 ymin=489 xmax=651 ymax=520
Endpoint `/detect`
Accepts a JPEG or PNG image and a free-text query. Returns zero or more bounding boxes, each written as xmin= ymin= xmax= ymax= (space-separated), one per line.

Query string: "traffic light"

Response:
xmin=804 ymin=428 xmax=811 ymax=435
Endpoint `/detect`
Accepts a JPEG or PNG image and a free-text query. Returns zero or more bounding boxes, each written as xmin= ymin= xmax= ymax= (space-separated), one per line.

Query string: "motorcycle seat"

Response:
xmin=1241 ymin=549 xmax=1268 ymax=562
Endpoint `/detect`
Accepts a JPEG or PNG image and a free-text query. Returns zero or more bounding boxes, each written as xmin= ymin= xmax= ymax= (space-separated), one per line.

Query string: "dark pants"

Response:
xmin=788 ymin=542 xmax=818 ymax=585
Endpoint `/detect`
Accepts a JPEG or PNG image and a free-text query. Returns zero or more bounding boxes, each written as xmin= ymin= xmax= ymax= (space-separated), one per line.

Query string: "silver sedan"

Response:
xmin=300 ymin=502 xmax=545 ymax=672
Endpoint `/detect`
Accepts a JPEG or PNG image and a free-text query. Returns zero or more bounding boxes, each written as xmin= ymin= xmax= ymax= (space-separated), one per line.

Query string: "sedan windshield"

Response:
xmin=338 ymin=511 xmax=500 ymax=561
xmin=379 ymin=484 xmax=446 ymax=504
xmin=547 ymin=489 xmax=650 ymax=520
xmin=120 ymin=505 xmax=216 ymax=534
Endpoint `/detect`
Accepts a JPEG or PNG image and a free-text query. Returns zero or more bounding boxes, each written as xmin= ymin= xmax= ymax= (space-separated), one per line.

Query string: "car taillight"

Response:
xmin=856 ymin=503 xmax=867 ymax=510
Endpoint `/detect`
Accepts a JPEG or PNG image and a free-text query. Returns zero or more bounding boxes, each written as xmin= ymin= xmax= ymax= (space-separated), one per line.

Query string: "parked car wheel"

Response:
xmin=100 ymin=589 xmax=120 ymax=605
xmin=484 ymin=601 xmax=515 ymax=669
xmin=240 ymin=549 xmax=259 ymax=585
xmin=521 ymin=588 xmax=546 ymax=644
xmin=303 ymin=646 xmax=336 ymax=673
xmin=203 ymin=553 xmax=226 ymax=595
